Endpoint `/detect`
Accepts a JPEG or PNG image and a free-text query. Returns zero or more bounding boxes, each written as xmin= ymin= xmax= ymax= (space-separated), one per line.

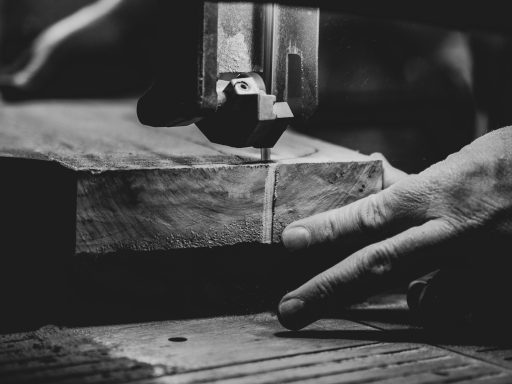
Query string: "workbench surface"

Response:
xmin=1 ymin=101 xmax=510 ymax=383
xmin=2 ymin=296 xmax=512 ymax=384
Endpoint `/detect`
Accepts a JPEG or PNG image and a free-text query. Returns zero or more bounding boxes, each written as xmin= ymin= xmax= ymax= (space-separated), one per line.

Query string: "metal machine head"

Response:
xmin=196 ymin=72 xmax=293 ymax=148
xmin=137 ymin=2 xmax=319 ymax=158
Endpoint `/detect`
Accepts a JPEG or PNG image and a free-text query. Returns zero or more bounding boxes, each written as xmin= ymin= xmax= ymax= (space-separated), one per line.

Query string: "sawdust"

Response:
xmin=218 ymin=29 xmax=252 ymax=73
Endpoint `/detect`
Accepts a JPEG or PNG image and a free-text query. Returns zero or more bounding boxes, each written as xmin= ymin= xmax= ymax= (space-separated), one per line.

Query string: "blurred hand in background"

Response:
xmin=0 ymin=0 xmax=158 ymax=99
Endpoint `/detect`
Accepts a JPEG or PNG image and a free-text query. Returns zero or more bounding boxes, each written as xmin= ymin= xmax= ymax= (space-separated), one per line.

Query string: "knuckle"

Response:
xmin=314 ymin=272 xmax=337 ymax=300
xmin=363 ymin=243 xmax=397 ymax=278
xmin=439 ymin=216 xmax=466 ymax=235
xmin=325 ymin=210 xmax=344 ymax=242
xmin=357 ymin=194 xmax=388 ymax=233
xmin=370 ymin=152 xmax=386 ymax=161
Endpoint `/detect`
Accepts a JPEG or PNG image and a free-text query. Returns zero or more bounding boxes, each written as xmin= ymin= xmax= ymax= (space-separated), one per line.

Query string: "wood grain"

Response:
xmin=0 ymin=100 xmax=374 ymax=169
xmin=0 ymin=100 xmax=383 ymax=254
xmin=1 ymin=312 xmax=511 ymax=384
xmin=0 ymin=100 xmax=383 ymax=330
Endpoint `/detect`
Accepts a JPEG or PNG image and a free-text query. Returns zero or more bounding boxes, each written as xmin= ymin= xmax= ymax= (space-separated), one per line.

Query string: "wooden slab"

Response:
xmin=1 ymin=312 xmax=511 ymax=384
xmin=0 ymin=100 xmax=383 ymax=331
xmin=0 ymin=100 xmax=382 ymax=254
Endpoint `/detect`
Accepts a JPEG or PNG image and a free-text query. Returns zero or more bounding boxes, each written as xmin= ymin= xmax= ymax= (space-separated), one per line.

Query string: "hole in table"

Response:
xmin=168 ymin=337 xmax=188 ymax=342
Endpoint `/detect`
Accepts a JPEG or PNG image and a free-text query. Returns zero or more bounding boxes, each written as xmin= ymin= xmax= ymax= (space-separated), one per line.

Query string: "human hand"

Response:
xmin=278 ymin=127 xmax=512 ymax=330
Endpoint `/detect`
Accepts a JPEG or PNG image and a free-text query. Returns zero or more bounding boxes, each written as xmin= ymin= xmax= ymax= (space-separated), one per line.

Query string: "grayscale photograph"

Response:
xmin=1 ymin=1 xmax=512 ymax=383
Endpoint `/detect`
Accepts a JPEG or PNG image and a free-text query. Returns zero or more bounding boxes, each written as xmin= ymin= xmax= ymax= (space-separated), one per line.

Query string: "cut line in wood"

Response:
xmin=0 ymin=100 xmax=384 ymax=254
xmin=262 ymin=163 xmax=277 ymax=244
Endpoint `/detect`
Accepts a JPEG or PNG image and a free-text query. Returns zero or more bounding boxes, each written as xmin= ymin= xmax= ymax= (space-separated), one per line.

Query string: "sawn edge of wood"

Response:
xmin=0 ymin=100 xmax=383 ymax=254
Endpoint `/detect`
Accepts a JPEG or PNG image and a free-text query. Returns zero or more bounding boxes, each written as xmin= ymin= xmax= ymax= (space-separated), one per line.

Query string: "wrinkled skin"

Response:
xmin=278 ymin=126 xmax=512 ymax=331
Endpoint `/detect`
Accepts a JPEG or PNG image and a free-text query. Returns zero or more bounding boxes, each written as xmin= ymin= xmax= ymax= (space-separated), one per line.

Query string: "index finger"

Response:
xmin=278 ymin=219 xmax=456 ymax=330
xmin=282 ymin=177 xmax=426 ymax=252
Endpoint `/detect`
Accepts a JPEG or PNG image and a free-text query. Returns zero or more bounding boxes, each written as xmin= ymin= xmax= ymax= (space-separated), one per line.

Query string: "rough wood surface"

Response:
xmin=0 ymin=100 xmax=374 ymax=169
xmin=1 ymin=310 xmax=511 ymax=384
xmin=0 ymin=100 xmax=382 ymax=254
xmin=349 ymin=295 xmax=512 ymax=373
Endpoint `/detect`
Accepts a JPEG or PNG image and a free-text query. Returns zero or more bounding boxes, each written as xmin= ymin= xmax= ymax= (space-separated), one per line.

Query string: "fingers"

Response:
xmin=282 ymin=153 xmax=414 ymax=253
xmin=369 ymin=152 xmax=408 ymax=188
xmin=278 ymin=219 xmax=455 ymax=330
xmin=282 ymin=194 xmax=387 ymax=251
xmin=282 ymin=182 xmax=423 ymax=252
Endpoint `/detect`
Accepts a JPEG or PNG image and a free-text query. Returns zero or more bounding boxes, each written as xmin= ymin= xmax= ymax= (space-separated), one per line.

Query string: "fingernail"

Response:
xmin=277 ymin=297 xmax=315 ymax=330
xmin=282 ymin=226 xmax=310 ymax=251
